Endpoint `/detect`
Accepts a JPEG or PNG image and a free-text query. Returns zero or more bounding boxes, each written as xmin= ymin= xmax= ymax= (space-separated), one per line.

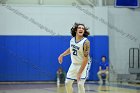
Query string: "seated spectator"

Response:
xmin=57 ymin=67 xmax=66 ymax=85
xmin=97 ymin=56 xmax=109 ymax=84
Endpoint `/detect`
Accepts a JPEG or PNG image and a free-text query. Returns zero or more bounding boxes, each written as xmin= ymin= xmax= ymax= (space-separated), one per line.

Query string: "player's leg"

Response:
xmin=65 ymin=63 xmax=77 ymax=93
xmin=65 ymin=79 xmax=74 ymax=93
xmin=77 ymin=79 xmax=86 ymax=93
xmin=77 ymin=62 xmax=91 ymax=93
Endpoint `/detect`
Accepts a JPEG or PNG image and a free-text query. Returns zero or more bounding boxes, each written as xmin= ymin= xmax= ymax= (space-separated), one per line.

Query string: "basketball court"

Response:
xmin=0 ymin=82 xmax=140 ymax=93
xmin=0 ymin=0 xmax=140 ymax=93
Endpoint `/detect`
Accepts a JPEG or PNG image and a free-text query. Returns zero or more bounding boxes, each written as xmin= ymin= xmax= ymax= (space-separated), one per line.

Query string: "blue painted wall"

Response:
xmin=0 ymin=36 xmax=108 ymax=81
xmin=91 ymin=36 xmax=109 ymax=80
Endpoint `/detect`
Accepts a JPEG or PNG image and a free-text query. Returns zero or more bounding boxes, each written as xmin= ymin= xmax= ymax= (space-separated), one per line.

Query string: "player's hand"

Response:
xmin=58 ymin=54 xmax=63 ymax=64
xmin=77 ymin=72 xmax=82 ymax=82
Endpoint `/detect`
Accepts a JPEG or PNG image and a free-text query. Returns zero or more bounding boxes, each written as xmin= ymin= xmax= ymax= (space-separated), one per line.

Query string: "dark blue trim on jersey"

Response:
xmin=66 ymin=77 xmax=86 ymax=80
xmin=67 ymin=61 xmax=91 ymax=80
xmin=66 ymin=77 xmax=76 ymax=80
xmin=75 ymin=37 xmax=85 ymax=43
xmin=81 ymin=60 xmax=91 ymax=79
xmin=81 ymin=78 xmax=86 ymax=80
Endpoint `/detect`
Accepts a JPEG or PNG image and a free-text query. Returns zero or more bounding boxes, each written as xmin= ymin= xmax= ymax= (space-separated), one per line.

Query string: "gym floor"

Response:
xmin=0 ymin=82 xmax=140 ymax=93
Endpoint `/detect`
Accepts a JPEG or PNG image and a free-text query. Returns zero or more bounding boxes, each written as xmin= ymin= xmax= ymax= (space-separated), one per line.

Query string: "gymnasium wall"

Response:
xmin=0 ymin=5 xmax=109 ymax=81
xmin=6 ymin=0 xmax=77 ymax=5
xmin=108 ymin=7 xmax=140 ymax=81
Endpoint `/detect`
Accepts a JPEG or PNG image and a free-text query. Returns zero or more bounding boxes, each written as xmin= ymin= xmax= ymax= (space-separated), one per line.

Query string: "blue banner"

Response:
xmin=115 ymin=0 xmax=139 ymax=8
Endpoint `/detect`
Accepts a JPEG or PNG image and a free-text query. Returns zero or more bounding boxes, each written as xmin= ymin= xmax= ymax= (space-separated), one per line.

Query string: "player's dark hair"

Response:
xmin=71 ymin=23 xmax=90 ymax=37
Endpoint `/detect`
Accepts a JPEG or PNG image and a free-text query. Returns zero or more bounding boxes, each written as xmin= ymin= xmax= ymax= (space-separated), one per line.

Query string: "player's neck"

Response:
xmin=75 ymin=35 xmax=84 ymax=42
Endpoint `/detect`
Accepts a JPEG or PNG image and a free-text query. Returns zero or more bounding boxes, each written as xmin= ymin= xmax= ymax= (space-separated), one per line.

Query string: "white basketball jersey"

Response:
xmin=70 ymin=37 xmax=90 ymax=64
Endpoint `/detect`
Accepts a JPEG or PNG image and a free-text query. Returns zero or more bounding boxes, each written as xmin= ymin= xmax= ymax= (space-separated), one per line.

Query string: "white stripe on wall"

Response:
xmin=0 ymin=5 xmax=108 ymax=36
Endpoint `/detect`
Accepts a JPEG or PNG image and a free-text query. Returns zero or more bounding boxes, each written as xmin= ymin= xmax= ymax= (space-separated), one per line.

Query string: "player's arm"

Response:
xmin=58 ymin=48 xmax=70 ymax=64
xmin=77 ymin=40 xmax=90 ymax=81
xmin=60 ymin=48 xmax=70 ymax=56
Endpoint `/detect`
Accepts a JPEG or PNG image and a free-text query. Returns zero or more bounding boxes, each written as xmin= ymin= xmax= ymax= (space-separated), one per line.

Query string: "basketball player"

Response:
xmin=58 ymin=23 xmax=91 ymax=93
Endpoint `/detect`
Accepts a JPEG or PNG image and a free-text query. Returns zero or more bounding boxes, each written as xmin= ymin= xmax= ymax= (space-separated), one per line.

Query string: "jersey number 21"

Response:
xmin=72 ymin=49 xmax=77 ymax=56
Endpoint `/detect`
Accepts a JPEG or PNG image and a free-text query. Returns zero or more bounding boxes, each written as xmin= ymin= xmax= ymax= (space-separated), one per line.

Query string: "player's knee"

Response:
xmin=65 ymin=80 xmax=72 ymax=87
xmin=65 ymin=81 xmax=69 ymax=87
xmin=78 ymin=81 xmax=84 ymax=87
xmin=78 ymin=83 xmax=83 ymax=88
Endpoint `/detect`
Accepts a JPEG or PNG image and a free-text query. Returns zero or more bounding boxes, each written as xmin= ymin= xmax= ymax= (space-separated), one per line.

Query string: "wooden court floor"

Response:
xmin=0 ymin=82 xmax=140 ymax=93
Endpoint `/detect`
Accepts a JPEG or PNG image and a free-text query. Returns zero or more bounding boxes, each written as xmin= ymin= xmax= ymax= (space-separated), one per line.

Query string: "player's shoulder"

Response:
xmin=70 ymin=37 xmax=75 ymax=42
xmin=84 ymin=38 xmax=90 ymax=45
xmin=71 ymin=37 xmax=75 ymax=39
xmin=84 ymin=37 xmax=89 ymax=41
